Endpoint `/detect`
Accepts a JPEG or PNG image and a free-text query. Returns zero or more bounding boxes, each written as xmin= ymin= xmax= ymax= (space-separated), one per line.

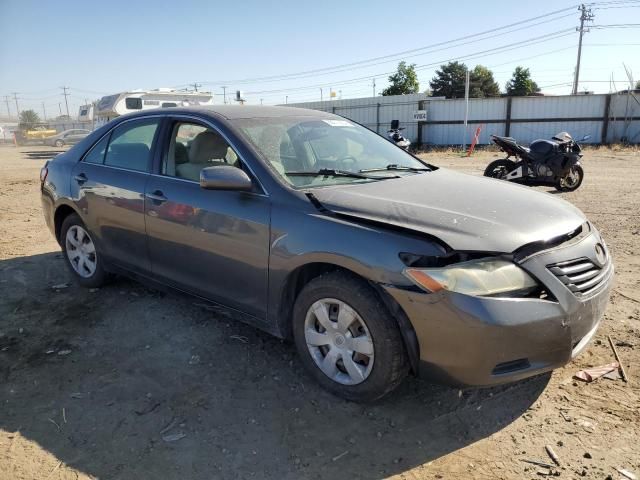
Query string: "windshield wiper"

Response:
xmin=284 ymin=168 xmax=397 ymax=180
xmin=359 ymin=164 xmax=431 ymax=173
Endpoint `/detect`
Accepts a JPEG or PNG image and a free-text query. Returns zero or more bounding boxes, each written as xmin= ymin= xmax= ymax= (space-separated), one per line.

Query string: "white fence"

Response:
xmin=286 ymin=92 xmax=640 ymax=145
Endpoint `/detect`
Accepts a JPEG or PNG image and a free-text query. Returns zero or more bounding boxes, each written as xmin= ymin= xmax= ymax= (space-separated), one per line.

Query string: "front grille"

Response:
xmin=547 ymin=257 xmax=610 ymax=297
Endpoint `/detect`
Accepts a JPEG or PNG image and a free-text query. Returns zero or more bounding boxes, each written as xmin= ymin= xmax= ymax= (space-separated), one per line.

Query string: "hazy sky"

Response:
xmin=1 ymin=0 xmax=638 ymax=117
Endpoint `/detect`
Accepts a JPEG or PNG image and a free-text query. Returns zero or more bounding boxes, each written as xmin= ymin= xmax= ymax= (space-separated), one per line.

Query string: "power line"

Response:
xmin=182 ymin=6 xmax=579 ymax=87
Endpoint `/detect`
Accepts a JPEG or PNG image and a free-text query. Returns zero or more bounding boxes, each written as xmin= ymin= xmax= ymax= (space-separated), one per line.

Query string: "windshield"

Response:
xmin=233 ymin=116 xmax=430 ymax=188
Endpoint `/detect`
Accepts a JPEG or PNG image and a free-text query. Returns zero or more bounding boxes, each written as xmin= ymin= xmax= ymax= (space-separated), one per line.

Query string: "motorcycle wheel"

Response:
xmin=484 ymin=159 xmax=516 ymax=179
xmin=555 ymin=165 xmax=584 ymax=192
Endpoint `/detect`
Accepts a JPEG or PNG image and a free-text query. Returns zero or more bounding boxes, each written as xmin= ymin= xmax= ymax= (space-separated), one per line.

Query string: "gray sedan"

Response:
xmin=44 ymin=128 xmax=91 ymax=147
xmin=40 ymin=106 xmax=613 ymax=401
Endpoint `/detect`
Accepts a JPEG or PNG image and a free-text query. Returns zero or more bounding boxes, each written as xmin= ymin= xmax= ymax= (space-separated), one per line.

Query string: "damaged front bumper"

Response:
xmin=384 ymin=227 xmax=614 ymax=387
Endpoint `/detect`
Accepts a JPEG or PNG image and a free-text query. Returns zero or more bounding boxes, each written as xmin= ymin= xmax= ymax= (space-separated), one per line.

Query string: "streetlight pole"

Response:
xmin=462 ymin=68 xmax=470 ymax=151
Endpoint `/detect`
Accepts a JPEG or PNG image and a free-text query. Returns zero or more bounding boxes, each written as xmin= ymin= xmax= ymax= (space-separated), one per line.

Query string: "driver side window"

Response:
xmin=163 ymin=122 xmax=241 ymax=182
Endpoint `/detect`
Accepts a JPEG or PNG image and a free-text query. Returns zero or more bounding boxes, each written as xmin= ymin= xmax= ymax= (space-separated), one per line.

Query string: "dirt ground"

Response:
xmin=0 ymin=145 xmax=638 ymax=480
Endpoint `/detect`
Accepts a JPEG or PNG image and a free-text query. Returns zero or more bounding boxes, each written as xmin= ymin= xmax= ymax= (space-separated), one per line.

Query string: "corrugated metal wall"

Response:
xmin=286 ymin=92 xmax=640 ymax=145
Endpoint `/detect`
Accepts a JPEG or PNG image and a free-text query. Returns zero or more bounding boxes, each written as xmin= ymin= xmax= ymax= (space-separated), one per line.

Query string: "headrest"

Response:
xmin=190 ymin=131 xmax=228 ymax=164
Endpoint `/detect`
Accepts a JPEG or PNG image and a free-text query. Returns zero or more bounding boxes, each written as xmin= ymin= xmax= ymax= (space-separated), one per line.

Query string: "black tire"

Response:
xmin=292 ymin=271 xmax=409 ymax=402
xmin=555 ymin=165 xmax=584 ymax=192
xmin=60 ymin=213 xmax=109 ymax=288
xmin=484 ymin=159 xmax=516 ymax=179
xmin=54 ymin=139 xmax=64 ymax=147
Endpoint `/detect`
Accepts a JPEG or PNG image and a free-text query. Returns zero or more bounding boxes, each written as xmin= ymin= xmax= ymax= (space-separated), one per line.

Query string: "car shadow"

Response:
xmin=0 ymin=252 xmax=550 ymax=480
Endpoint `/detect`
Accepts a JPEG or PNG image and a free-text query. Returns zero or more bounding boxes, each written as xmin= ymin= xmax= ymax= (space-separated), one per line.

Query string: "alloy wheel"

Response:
xmin=65 ymin=225 xmax=97 ymax=278
xmin=304 ymin=298 xmax=374 ymax=385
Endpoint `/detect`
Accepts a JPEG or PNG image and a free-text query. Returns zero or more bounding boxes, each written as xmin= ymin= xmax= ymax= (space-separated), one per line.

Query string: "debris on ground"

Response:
xmin=230 ymin=334 xmax=249 ymax=343
xmin=51 ymin=283 xmax=68 ymax=290
xmin=544 ymin=444 xmax=561 ymax=466
xmin=331 ymin=450 xmax=349 ymax=462
xmin=574 ymin=362 xmax=619 ymax=382
xmin=522 ymin=459 xmax=556 ymax=469
xmin=616 ymin=468 xmax=638 ymax=480
xmin=162 ymin=432 xmax=186 ymax=442
xmin=608 ymin=335 xmax=629 ymax=383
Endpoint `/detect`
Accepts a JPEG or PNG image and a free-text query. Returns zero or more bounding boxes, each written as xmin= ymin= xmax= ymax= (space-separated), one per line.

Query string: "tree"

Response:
xmin=505 ymin=66 xmax=540 ymax=96
xmin=19 ymin=109 xmax=40 ymax=125
xmin=382 ymin=61 xmax=420 ymax=96
xmin=470 ymin=65 xmax=500 ymax=98
xmin=429 ymin=61 xmax=467 ymax=98
xmin=636 ymin=80 xmax=640 ymax=90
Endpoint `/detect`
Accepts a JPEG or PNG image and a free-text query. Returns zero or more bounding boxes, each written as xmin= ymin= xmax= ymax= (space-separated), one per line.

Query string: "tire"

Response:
xmin=54 ymin=139 xmax=64 ymax=147
xmin=555 ymin=165 xmax=584 ymax=192
xmin=484 ymin=159 xmax=516 ymax=179
xmin=60 ymin=213 xmax=109 ymax=288
xmin=292 ymin=271 xmax=409 ymax=402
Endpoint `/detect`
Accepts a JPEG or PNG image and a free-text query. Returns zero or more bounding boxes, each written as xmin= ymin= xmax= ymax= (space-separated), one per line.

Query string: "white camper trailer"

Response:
xmin=94 ymin=88 xmax=214 ymax=128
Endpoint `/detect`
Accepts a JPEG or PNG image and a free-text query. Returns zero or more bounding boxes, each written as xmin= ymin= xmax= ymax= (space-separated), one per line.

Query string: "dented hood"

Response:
xmin=309 ymin=169 xmax=586 ymax=252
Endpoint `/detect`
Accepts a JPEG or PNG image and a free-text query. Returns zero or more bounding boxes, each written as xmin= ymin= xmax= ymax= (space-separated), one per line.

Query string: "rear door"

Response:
xmin=144 ymin=117 xmax=271 ymax=320
xmin=70 ymin=117 xmax=161 ymax=274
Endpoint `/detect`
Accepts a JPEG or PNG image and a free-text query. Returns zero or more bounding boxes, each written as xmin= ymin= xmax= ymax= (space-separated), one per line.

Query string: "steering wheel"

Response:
xmin=336 ymin=155 xmax=359 ymax=171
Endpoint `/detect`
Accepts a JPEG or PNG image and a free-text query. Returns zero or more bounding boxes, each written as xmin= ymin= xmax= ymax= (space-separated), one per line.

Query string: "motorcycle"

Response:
xmin=388 ymin=120 xmax=411 ymax=150
xmin=484 ymin=132 xmax=589 ymax=192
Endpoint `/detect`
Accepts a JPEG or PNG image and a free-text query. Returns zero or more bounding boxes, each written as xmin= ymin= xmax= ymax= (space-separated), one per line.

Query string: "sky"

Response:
xmin=1 ymin=0 xmax=639 ymax=119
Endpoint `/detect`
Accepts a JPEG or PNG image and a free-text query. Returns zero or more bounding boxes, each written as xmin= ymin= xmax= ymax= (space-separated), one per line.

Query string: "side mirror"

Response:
xmin=580 ymin=134 xmax=591 ymax=142
xmin=200 ymin=165 xmax=253 ymax=191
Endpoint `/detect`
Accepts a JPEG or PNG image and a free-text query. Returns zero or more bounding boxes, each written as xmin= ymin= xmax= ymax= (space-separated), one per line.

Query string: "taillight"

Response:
xmin=40 ymin=162 xmax=49 ymax=183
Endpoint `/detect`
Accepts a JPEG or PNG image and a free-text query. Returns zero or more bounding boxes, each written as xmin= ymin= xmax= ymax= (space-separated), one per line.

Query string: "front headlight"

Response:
xmin=404 ymin=258 xmax=538 ymax=297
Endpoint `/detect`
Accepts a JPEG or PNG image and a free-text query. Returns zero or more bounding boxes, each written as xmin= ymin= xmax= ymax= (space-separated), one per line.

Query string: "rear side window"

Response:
xmin=84 ymin=134 xmax=109 ymax=164
xmin=103 ymin=119 xmax=160 ymax=172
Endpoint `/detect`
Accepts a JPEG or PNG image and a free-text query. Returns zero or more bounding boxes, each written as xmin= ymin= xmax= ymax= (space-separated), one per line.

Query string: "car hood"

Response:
xmin=309 ymin=169 xmax=586 ymax=252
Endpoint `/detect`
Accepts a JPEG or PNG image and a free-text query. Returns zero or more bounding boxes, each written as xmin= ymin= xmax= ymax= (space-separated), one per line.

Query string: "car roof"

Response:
xmin=128 ymin=105 xmax=335 ymax=121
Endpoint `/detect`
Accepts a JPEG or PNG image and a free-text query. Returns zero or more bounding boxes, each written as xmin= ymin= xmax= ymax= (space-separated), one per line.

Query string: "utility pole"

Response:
xmin=260 ymin=98 xmax=264 ymax=105
xmin=12 ymin=92 xmax=20 ymax=117
xmin=58 ymin=103 xmax=63 ymax=116
xmin=462 ymin=68 xmax=470 ymax=151
xmin=285 ymin=95 xmax=288 ymax=104
xmin=60 ymin=86 xmax=70 ymax=116
xmin=190 ymin=82 xmax=202 ymax=92
xmin=572 ymin=4 xmax=594 ymax=95
xmin=222 ymin=86 xmax=227 ymax=104
xmin=372 ymin=78 xmax=376 ymax=97
xmin=3 ymin=95 xmax=10 ymax=118
xmin=320 ymin=87 xmax=323 ymax=102
xmin=42 ymin=102 xmax=47 ymax=120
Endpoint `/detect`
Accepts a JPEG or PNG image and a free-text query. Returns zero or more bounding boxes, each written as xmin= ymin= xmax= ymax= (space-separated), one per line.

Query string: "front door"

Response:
xmin=144 ymin=119 xmax=271 ymax=320
xmin=70 ymin=118 xmax=161 ymax=273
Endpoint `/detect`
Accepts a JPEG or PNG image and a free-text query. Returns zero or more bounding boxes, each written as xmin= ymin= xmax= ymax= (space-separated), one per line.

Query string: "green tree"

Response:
xmin=505 ymin=66 xmax=540 ymax=96
xmin=636 ymin=79 xmax=640 ymax=89
xmin=19 ymin=109 xmax=40 ymax=125
xmin=429 ymin=61 xmax=467 ymax=98
xmin=470 ymin=65 xmax=500 ymax=98
xmin=382 ymin=61 xmax=420 ymax=96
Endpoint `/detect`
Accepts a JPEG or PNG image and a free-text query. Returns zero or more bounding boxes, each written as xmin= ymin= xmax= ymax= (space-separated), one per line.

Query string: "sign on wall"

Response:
xmin=413 ymin=110 xmax=427 ymax=121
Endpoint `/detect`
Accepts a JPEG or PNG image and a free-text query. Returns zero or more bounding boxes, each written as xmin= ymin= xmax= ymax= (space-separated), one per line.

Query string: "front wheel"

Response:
xmin=555 ymin=165 xmax=584 ymax=192
xmin=292 ymin=272 xmax=408 ymax=402
xmin=54 ymin=139 xmax=64 ymax=147
xmin=484 ymin=159 xmax=516 ymax=179
xmin=60 ymin=214 xmax=109 ymax=288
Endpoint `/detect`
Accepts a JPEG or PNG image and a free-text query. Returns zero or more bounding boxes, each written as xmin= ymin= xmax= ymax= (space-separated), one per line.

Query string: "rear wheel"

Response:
xmin=484 ymin=159 xmax=516 ymax=179
xmin=60 ymin=214 xmax=109 ymax=288
xmin=54 ymin=139 xmax=64 ymax=147
xmin=292 ymin=272 xmax=408 ymax=402
xmin=555 ymin=165 xmax=583 ymax=192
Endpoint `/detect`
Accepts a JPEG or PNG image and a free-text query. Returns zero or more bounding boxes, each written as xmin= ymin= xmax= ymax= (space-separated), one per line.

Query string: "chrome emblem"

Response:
xmin=594 ymin=243 xmax=606 ymax=266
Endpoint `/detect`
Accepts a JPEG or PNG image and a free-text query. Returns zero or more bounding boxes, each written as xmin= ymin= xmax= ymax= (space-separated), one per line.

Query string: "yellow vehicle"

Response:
xmin=15 ymin=123 xmax=57 ymax=145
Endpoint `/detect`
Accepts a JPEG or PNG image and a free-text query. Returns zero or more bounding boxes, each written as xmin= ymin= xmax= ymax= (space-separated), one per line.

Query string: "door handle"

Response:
xmin=74 ymin=173 xmax=87 ymax=184
xmin=146 ymin=190 xmax=168 ymax=203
